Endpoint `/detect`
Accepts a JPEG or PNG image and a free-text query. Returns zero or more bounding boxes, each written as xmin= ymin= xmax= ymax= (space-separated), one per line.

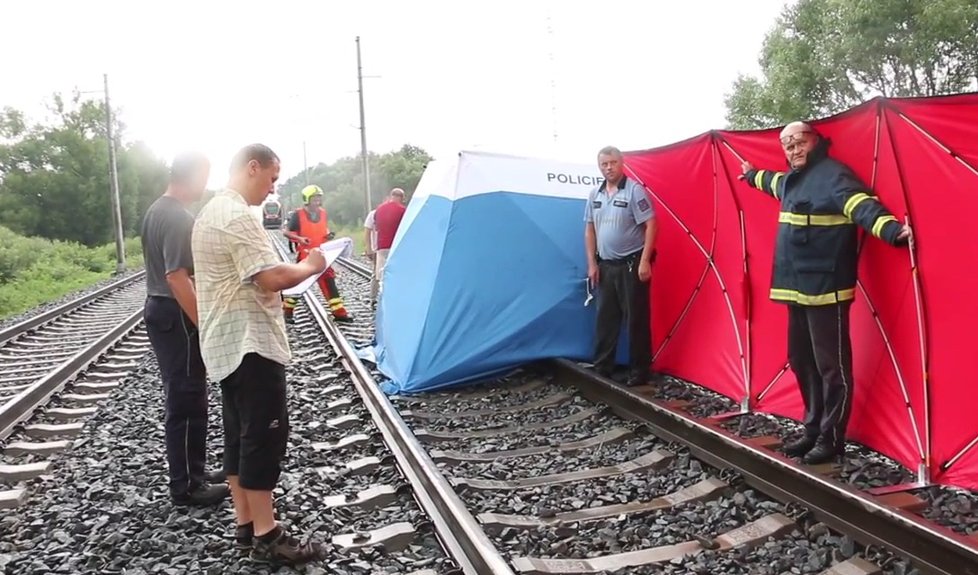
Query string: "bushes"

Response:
xmin=0 ymin=226 xmax=143 ymax=319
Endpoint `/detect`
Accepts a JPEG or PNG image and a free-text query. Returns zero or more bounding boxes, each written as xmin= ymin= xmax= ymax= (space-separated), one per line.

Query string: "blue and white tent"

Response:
xmin=373 ymin=150 xmax=620 ymax=395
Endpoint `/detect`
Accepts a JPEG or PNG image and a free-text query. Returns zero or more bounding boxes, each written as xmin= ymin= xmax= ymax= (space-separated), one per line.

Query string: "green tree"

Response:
xmin=277 ymin=144 xmax=432 ymax=226
xmin=0 ymin=92 xmax=169 ymax=245
xmin=724 ymin=0 xmax=978 ymax=129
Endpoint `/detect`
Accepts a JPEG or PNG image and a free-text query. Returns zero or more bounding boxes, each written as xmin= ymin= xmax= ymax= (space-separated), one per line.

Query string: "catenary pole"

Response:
xmin=356 ymin=36 xmax=371 ymax=217
xmin=103 ymin=74 xmax=126 ymax=274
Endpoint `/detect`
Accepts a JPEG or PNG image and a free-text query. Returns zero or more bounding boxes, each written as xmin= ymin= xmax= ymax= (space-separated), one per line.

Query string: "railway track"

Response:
xmin=261 ymin=233 xmax=978 ymax=573
xmin=323 ymin=249 xmax=978 ymax=575
xmin=0 ymin=271 xmax=151 ymax=510
xmin=269 ymin=234 xmax=511 ymax=574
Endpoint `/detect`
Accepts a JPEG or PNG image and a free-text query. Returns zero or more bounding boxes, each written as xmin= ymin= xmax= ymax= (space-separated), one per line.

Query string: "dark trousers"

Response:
xmin=787 ymin=302 xmax=854 ymax=448
xmin=594 ymin=254 xmax=652 ymax=377
xmin=144 ymin=296 xmax=209 ymax=496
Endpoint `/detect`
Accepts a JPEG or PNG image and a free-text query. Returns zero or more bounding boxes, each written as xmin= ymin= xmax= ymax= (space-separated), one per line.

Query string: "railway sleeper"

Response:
xmin=44 ymin=406 xmax=98 ymax=422
xmin=0 ymin=461 xmax=51 ymax=482
xmin=331 ymin=521 xmax=417 ymax=553
xmin=311 ymin=432 xmax=376 ymax=452
xmin=818 ymin=557 xmax=883 ymax=574
xmin=4 ymin=439 xmax=72 ymax=456
xmin=429 ymin=427 xmax=636 ymax=464
xmin=0 ymin=488 xmax=28 ymax=509
xmin=414 ymin=407 xmax=603 ymax=442
xmin=451 ymin=450 xmax=673 ymax=492
xmin=401 ymin=391 xmax=574 ymax=420
xmin=509 ymin=513 xmax=795 ymax=574
xmin=478 ymin=477 xmax=729 ymax=533
xmin=23 ymin=422 xmax=85 ymax=438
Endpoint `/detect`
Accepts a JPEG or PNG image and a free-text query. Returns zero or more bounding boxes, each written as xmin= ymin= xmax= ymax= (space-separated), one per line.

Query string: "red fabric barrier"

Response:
xmin=624 ymin=93 xmax=978 ymax=490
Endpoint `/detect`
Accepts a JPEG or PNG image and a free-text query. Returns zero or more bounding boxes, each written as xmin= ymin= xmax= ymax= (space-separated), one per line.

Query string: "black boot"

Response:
xmin=803 ymin=439 xmax=845 ymax=465
xmin=782 ymin=435 xmax=818 ymax=458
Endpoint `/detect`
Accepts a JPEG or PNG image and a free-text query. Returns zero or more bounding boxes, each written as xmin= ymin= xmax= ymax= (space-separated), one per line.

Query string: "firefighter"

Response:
xmin=282 ymin=185 xmax=353 ymax=323
xmin=741 ymin=121 xmax=911 ymax=465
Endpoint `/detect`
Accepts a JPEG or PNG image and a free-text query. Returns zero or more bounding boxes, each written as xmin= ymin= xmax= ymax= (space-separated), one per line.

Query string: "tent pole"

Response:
xmin=883 ymin=105 xmax=934 ymax=486
xmin=713 ymin=136 xmax=753 ymax=411
xmin=907 ymin=215 xmax=931 ymax=485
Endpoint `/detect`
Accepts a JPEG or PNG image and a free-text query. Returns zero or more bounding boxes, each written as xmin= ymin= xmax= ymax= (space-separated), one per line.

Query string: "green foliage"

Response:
xmin=0 ymin=92 xmax=169 ymax=246
xmin=277 ymin=144 xmax=432 ymax=227
xmin=725 ymin=0 xmax=978 ymax=129
xmin=0 ymin=226 xmax=143 ymax=319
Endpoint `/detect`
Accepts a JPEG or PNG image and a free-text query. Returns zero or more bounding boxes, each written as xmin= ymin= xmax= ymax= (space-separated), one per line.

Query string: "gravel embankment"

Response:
xmin=0 ymin=303 xmax=453 ymax=575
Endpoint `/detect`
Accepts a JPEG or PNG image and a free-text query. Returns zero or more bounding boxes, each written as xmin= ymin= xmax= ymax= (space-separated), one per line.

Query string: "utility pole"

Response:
xmin=303 ymin=140 xmax=309 ymax=185
xmin=356 ymin=36 xmax=371 ymax=216
xmin=103 ymin=74 xmax=126 ymax=274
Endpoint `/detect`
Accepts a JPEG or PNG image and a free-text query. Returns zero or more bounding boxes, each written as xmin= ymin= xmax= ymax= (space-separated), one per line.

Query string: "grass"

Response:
xmin=0 ymin=226 xmax=144 ymax=320
xmin=331 ymin=224 xmax=369 ymax=256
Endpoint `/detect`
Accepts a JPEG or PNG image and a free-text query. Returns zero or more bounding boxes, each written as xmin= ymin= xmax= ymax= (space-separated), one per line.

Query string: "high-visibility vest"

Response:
xmin=296 ymin=207 xmax=329 ymax=260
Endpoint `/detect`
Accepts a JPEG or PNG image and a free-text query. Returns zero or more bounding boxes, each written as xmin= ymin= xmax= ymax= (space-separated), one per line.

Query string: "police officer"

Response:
xmin=584 ymin=146 xmax=657 ymax=387
xmin=741 ymin=121 xmax=911 ymax=465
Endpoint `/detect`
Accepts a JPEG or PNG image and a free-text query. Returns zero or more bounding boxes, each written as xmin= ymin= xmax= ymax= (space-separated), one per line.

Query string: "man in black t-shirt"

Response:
xmin=141 ymin=152 xmax=229 ymax=507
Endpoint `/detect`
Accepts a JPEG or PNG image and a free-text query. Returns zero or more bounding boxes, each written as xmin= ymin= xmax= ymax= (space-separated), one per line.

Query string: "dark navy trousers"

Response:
xmin=144 ymin=296 xmax=209 ymax=496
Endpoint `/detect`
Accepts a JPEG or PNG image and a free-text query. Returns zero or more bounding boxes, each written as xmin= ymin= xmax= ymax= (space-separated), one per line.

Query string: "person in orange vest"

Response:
xmin=282 ymin=185 xmax=353 ymax=323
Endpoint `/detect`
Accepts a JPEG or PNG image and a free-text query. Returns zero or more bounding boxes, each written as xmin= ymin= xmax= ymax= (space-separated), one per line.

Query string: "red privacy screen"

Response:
xmin=624 ymin=93 xmax=978 ymax=490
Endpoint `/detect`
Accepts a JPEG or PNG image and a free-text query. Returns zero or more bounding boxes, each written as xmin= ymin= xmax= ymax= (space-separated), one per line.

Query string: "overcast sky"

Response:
xmin=3 ymin=0 xmax=791 ymax=188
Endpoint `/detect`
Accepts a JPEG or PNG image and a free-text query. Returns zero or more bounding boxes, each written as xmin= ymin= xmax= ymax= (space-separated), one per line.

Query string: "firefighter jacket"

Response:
xmin=744 ymin=138 xmax=906 ymax=307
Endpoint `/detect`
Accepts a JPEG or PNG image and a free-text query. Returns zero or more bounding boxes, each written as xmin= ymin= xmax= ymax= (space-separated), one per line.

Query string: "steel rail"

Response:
xmin=0 ymin=307 xmax=144 ymax=441
xmin=336 ymin=256 xmax=372 ymax=278
xmin=552 ymin=359 xmax=978 ymax=575
xmin=0 ymin=270 xmax=146 ymax=347
xmin=272 ymin=238 xmax=515 ymax=575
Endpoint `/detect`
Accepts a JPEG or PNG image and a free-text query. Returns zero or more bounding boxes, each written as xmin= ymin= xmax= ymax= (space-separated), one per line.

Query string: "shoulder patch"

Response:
xmin=637 ymin=197 xmax=650 ymax=212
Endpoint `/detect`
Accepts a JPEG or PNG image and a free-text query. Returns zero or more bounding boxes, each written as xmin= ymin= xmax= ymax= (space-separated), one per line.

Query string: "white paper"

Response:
xmin=282 ymin=237 xmax=355 ymax=296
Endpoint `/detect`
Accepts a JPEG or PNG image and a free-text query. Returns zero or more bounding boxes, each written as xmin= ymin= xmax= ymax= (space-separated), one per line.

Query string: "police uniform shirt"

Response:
xmin=584 ymin=177 xmax=655 ymax=260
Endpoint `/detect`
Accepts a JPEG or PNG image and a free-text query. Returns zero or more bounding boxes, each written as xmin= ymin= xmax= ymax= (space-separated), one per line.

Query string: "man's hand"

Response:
xmin=587 ymin=263 xmax=599 ymax=285
xmin=896 ymin=223 xmax=913 ymax=246
xmin=299 ymin=236 xmax=311 ymax=246
xmin=305 ymin=249 xmax=327 ymax=273
xmin=738 ymin=160 xmax=754 ymax=181
xmin=638 ymin=260 xmax=652 ymax=282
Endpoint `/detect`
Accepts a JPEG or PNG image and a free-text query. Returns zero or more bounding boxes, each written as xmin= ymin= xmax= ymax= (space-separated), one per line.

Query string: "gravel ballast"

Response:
xmin=0 ymin=303 xmax=454 ymax=574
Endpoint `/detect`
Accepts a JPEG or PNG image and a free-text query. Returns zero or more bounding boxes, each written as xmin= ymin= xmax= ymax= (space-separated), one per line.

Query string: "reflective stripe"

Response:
xmin=871 ymin=215 xmax=897 ymax=238
xmin=770 ymin=173 xmax=784 ymax=199
xmin=843 ymin=192 xmax=873 ymax=219
xmin=778 ymin=212 xmax=852 ymax=226
xmin=753 ymin=170 xmax=766 ymax=190
xmin=770 ymin=288 xmax=855 ymax=306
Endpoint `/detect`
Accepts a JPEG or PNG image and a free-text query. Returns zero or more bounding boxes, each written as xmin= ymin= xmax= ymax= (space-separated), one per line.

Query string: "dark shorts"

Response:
xmin=219 ymin=353 xmax=289 ymax=491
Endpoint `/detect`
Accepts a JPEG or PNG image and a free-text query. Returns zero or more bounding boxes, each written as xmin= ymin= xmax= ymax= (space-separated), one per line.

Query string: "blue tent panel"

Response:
xmin=374 ymin=152 xmax=631 ymax=395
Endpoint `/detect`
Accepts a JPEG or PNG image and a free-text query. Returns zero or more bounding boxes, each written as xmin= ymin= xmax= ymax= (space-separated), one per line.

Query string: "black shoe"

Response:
xmin=803 ymin=440 xmax=845 ymax=465
xmin=594 ymin=365 xmax=614 ymax=379
xmin=236 ymin=522 xmax=255 ymax=552
xmin=333 ymin=314 xmax=355 ymax=323
xmin=171 ymin=482 xmax=230 ymax=507
xmin=251 ymin=525 xmax=324 ymax=567
xmin=625 ymin=373 xmax=649 ymax=387
xmin=205 ymin=469 xmax=227 ymax=484
xmin=783 ymin=435 xmax=818 ymax=458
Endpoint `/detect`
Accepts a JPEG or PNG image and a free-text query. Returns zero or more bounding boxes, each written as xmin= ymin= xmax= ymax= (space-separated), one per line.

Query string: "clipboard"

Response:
xmin=282 ymin=237 xmax=354 ymax=296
